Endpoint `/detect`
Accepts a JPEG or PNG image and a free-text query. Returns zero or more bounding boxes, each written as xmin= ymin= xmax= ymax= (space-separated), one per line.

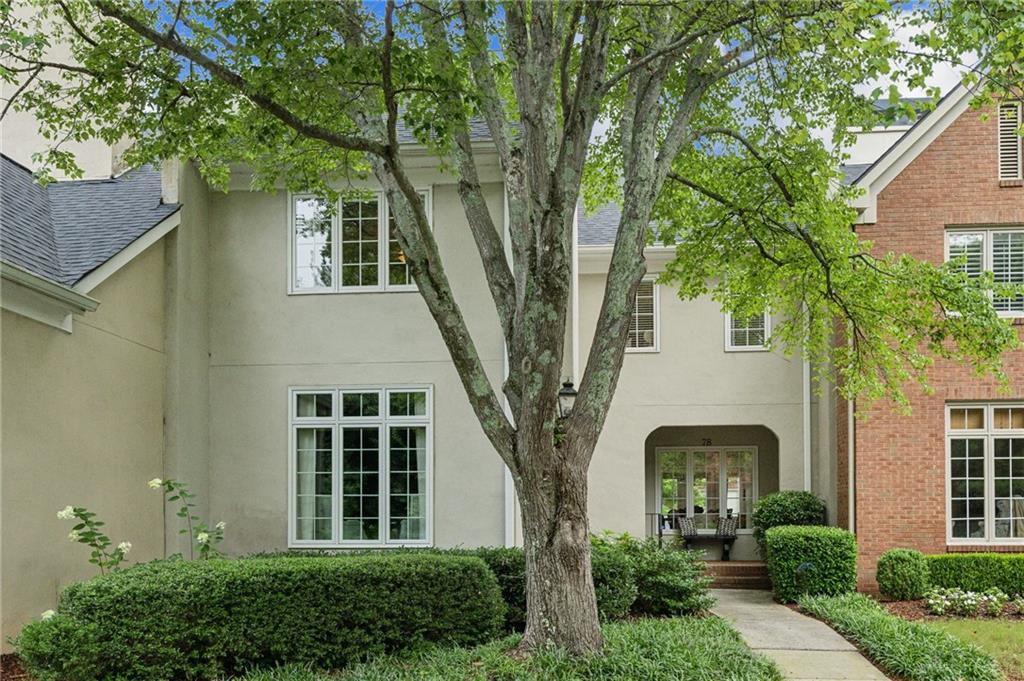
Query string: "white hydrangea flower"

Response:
xmin=67 ymin=530 xmax=81 ymax=542
xmin=40 ymin=610 xmax=56 ymax=621
xmin=215 ymin=521 xmax=226 ymax=531
xmin=57 ymin=506 xmax=75 ymax=520
xmin=147 ymin=478 xmax=163 ymax=489
xmin=196 ymin=532 xmax=210 ymax=545
xmin=117 ymin=541 xmax=132 ymax=555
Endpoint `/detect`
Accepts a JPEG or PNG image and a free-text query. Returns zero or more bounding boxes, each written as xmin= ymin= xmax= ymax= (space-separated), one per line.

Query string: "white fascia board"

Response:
xmin=577 ymin=244 xmax=676 ymax=275
xmin=74 ymin=210 xmax=181 ymax=294
xmin=850 ymin=85 xmax=974 ymax=225
xmin=1 ymin=261 xmax=100 ymax=332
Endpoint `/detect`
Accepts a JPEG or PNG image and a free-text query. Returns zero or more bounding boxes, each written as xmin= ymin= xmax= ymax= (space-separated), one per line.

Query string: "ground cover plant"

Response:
xmin=235 ymin=617 xmax=783 ymax=681
xmin=800 ymin=593 xmax=1002 ymax=681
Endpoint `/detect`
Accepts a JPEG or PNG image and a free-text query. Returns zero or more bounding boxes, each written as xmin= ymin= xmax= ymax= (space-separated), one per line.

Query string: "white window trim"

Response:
xmin=654 ymin=446 xmax=759 ymax=535
xmin=287 ymin=188 xmax=432 ymax=296
xmin=625 ymin=277 xmax=660 ymax=354
xmin=945 ymin=226 xmax=1024 ymax=318
xmin=945 ymin=402 xmax=1024 ymax=546
xmin=724 ymin=311 xmax=771 ymax=352
xmin=287 ymin=384 xmax=434 ymax=549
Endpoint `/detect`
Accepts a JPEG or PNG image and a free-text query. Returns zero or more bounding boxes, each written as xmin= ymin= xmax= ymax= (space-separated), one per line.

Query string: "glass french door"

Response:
xmin=658 ymin=447 xmax=757 ymax=531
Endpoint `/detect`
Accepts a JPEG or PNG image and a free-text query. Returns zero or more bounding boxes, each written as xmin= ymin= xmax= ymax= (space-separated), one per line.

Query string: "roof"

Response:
xmin=872 ymin=96 xmax=934 ymax=127
xmin=839 ymin=163 xmax=873 ymax=185
xmin=396 ymin=117 xmax=497 ymax=145
xmin=0 ymin=154 xmax=180 ymax=287
xmin=578 ymin=203 xmax=623 ymax=246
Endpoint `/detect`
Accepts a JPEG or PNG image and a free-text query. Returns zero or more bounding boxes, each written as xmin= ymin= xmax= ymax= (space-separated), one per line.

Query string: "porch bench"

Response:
xmin=660 ymin=512 xmax=740 ymax=561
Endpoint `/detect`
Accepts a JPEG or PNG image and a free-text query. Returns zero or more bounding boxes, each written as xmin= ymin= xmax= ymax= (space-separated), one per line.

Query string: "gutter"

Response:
xmin=0 ymin=261 xmax=99 ymax=312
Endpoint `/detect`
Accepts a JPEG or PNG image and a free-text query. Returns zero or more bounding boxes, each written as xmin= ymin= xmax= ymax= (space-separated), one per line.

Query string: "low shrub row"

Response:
xmin=16 ymin=554 xmax=506 ymax=681
xmin=765 ymin=525 xmax=857 ymax=603
xmin=875 ymin=549 xmax=1024 ymax=600
xmin=927 ymin=553 xmax=1024 ymax=596
xmin=799 ymin=593 xmax=1002 ymax=681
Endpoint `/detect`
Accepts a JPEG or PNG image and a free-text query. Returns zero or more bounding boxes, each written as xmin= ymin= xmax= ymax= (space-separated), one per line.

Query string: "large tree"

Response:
xmin=3 ymin=0 xmax=1022 ymax=654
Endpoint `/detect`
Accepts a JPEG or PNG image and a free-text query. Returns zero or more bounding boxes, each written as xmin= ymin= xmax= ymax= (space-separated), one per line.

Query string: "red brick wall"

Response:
xmin=851 ymin=105 xmax=1024 ymax=590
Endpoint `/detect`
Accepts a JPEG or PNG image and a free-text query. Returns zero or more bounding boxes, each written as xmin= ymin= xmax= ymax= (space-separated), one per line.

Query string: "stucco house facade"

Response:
xmin=2 ymin=83 xmax=1022 ymax=643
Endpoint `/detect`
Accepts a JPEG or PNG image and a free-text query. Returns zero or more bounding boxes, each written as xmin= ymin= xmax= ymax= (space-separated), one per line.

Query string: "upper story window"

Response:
xmin=946 ymin=227 xmax=1024 ymax=316
xmin=725 ymin=311 xmax=770 ymax=352
xmin=290 ymin=385 xmax=432 ymax=547
xmin=290 ymin=190 xmax=430 ymax=294
xmin=998 ymin=102 xmax=1022 ymax=182
xmin=626 ymin=279 xmax=659 ymax=352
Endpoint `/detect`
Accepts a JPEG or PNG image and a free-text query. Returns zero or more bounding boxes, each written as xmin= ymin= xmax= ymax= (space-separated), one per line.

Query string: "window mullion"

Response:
xmin=333 ymin=423 xmax=340 ymax=544
xmin=686 ymin=451 xmax=694 ymax=518
xmin=380 ymin=422 xmax=389 ymax=544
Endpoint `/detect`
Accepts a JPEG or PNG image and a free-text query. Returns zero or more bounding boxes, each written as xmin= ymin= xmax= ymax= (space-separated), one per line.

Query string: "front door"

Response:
xmin=657 ymin=447 xmax=758 ymax=531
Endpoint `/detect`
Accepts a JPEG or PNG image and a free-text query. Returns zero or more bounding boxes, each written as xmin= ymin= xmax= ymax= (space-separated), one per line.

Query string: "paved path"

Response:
xmin=711 ymin=589 xmax=888 ymax=681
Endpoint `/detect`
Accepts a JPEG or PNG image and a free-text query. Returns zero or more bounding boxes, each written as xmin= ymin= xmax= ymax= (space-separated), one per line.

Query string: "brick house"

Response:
xmin=841 ymin=85 xmax=1024 ymax=587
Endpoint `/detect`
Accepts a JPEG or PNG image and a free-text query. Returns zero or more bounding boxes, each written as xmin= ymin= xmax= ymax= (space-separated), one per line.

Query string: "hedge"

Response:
xmin=927 ymin=553 xmax=1024 ymax=596
xmin=751 ymin=491 xmax=827 ymax=554
xmin=765 ymin=525 xmax=857 ymax=603
xmin=800 ymin=593 xmax=1001 ymax=681
xmin=16 ymin=554 xmax=505 ymax=681
xmin=876 ymin=548 xmax=930 ymax=600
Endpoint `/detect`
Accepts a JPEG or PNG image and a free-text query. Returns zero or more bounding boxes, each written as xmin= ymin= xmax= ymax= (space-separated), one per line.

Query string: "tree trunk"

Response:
xmin=516 ymin=452 xmax=603 ymax=655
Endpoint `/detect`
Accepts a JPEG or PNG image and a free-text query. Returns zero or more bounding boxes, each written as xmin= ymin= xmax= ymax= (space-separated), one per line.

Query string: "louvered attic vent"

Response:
xmin=998 ymin=102 xmax=1023 ymax=181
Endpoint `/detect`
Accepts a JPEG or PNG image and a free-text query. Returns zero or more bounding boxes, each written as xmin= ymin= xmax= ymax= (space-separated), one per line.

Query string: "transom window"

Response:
xmin=626 ymin=279 xmax=659 ymax=352
xmin=725 ymin=311 xmax=770 ymax=351
xmin=947 ymin=403 xmax=1024 ymax=544
xmin=290 ymin=190 xmax=430 ymax=294
xmin=657 ymin=447 xmax=757 ymax=531
xmin=946 ymin=227 xmax=1024 ymax=315
xmin=290 ymin=386 xmax=432 ymax=547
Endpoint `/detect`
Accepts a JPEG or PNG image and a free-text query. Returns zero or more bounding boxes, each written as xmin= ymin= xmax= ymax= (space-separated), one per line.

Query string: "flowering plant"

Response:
xmin=925 ymin=586 xmax=1009 ymax=617
xmin=55 ymin=506 xmax=131 ymax=574
xmin=149 ymin=478 xmax=225 ymax=559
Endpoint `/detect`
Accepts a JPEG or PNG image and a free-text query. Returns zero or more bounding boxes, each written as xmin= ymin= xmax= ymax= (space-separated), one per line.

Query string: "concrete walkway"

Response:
xmin=711 ymin=589 xmax=888 ymax=681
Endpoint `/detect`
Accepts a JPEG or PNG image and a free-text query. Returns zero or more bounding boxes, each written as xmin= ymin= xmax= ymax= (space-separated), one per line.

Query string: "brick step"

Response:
xmin=705 ymin=561 xmax=768 ymax=578
xmin=710 ymin=575 xmax=773 ymax=590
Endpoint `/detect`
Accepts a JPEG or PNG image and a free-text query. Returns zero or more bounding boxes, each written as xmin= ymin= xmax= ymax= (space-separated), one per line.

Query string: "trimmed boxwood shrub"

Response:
xmin=876 ymin=548 xmax=930 ymax=600
xmin=16 ymin=554 xmax=505 ymax=681
xmin=595 ymin=534 xmax=713 ymax=615
xmin=927 ymin=553 xmax=1024 ymax=596
xmin=765 ymin=525 xmax=857 ymax=603
xmin=752 ymin=491 xmax=827 ymax=554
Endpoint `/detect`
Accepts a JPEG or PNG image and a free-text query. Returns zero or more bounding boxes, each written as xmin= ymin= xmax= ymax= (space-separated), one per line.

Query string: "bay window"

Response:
xmin=290 ymin=386 xmax=432 ymax=547
xmin=290 ymin=190 xmax=430 ymax=294
xmin=947 ymin=403 xmax=1024 ymax=543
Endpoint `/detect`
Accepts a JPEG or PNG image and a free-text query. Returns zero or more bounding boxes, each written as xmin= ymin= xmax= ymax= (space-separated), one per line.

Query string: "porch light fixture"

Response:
xmin=558 ymin=380 xmax=578 ymax=418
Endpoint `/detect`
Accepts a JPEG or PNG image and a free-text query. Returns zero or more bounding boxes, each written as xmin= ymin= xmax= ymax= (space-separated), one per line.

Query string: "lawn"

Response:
xmin=236 ymin=617 xmax=783 ymax=681
xmin=927 ymin=619 xmax=1024 ymax=681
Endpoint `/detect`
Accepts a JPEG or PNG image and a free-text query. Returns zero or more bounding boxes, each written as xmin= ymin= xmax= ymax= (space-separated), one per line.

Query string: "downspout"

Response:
xmin=847 ymin=397 xmax=856 ymax=533
xmin=502 ymin=185 xmax=516 ymax=547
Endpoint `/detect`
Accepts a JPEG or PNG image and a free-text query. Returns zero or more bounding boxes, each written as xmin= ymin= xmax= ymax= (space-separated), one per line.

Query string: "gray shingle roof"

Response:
xmin=395 ymin=117 xmax=496 ymax=144
xmin=840 ymin=163 xmax=873 ymax=185
xmin=578 ymin=203 xmax=623 ymax=246
xmin=0 ymin=154 xmax=180 ymax=286
xmin=872 ymin=96 xmax=934 ymax=127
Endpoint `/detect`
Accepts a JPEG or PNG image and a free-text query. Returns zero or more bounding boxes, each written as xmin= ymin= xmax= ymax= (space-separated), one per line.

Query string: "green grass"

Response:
xmin=234 ymin=617 xmax=783 ymax=681
xmin=799 ymin=593 xmax=1003 ymax=681
xmin=928 ymin=618 xmax=1024 ymax=680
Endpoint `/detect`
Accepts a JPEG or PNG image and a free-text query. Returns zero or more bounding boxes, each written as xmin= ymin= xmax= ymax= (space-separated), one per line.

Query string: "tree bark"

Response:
xmin=516 ymin=446 xmax=602 ymax=655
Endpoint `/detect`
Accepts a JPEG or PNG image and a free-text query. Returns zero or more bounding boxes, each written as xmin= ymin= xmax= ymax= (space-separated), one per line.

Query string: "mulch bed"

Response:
xmin=1 ymin=653 xmax=32 ymax=681
xmin=882 ymin=598 xmax=1024 ymax=621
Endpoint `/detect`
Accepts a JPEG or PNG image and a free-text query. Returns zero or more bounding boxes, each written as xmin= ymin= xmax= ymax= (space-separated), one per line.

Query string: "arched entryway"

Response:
xmin=644 ymin=425 xmax=780 ymax=560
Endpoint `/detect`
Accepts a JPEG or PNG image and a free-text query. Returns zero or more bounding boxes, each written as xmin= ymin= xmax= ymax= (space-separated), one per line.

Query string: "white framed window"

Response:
xmin=946 ymin=227 xmax=1024 ymax=316
xmin=657 ymin=447 xmax=758 ymax=532
xmin=998 ymin=101 xmax=1022 ymax=181
xmin=946 ymin=403 xmax=1024 ymax=545
xmin=626 ymin=278 xmax=659 ymax=352
xmin=724 ymin=311 xmax=770 ymax=352
xmin=289 ymin=385 xmax=432 ymax=548
xmin=289 ymin=189 xmax=430 ymax=294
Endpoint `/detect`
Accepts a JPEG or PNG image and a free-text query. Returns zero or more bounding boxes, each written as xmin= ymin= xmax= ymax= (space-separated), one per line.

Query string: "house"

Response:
xmin=1 ymin=83 xmax=1021 ymax=645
